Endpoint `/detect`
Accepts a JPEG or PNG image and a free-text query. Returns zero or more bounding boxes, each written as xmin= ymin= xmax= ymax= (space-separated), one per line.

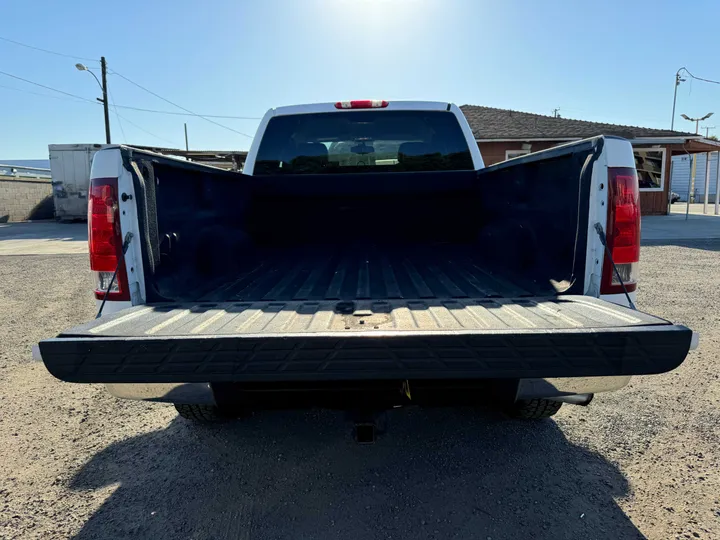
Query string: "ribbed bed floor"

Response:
xmin=199 ymin=244 xmax=549 ymax=303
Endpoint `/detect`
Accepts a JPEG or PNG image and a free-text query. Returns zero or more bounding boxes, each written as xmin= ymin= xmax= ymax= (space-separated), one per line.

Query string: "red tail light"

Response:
xmin=88 ymin=177 xmax=130 ymax=301
xmin=601 ymin=167 xmax=640 ymax=295
xmin=334 ymin=100 xmax=389 ymax=109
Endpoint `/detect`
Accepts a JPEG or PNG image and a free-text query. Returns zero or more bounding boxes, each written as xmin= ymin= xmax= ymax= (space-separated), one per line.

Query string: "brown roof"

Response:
xmin=460 ymin=105 xmax=697 ymax=141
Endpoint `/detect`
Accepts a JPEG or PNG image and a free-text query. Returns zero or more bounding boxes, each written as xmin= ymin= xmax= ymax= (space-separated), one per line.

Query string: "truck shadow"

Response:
xmin=69 ymin=407 xmax=645 ymax=539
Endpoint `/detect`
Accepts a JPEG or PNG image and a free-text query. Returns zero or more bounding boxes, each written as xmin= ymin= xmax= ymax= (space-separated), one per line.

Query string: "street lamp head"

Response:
xmin=75 ymin=63 xmax=88 ymax=71
xmin=681 ymin=114 xmax=691 ymax=121
xmin=702 ymin=112 xmax=714 ymax=121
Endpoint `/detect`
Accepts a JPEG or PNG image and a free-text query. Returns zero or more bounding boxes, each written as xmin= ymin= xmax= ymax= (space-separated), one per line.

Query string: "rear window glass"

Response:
xmin=253 ymin=110 xmax=474 ymax=175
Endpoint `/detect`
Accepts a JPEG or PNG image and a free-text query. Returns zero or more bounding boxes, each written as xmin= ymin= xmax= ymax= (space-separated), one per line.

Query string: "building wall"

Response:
xmin=670 ymin=152 xmax=719 ymax=203
xmin=635 ymin=145 xmax=672 ymax=216
xmin=0 ymin=176 xmax=54 ymax=222
xmin=477 ymin=140 xmax=671 ymax=216
xmin=477 ymin=141 xmax=566 ymax=166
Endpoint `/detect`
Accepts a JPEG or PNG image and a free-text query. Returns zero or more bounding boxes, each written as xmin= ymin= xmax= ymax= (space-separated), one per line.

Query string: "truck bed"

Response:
xmin=39 ymin=139 xmax=692 ymax=386
xmin=198 ymin=244 xmax=545 ymax=303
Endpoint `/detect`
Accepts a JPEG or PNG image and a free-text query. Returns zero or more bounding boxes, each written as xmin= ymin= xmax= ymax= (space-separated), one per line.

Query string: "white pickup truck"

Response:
xmin=38 ymin=100 xmax=693 ymax=438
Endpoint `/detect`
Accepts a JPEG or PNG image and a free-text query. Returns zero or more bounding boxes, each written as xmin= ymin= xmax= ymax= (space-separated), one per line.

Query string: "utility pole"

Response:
xmin=671 ymin=68 xmax=687 ymax=131
xmin=703 ymin=125 xmax=715 ymax=138
xmin=184 ymin=123 xmax=189 ymax=151
xmin=100 ymin=57 xmax=111 ymax=144
xmin=552 ymin=108 xmax=560 ymax=118
xmin=75 ymin=59 xmax=111 ymax=143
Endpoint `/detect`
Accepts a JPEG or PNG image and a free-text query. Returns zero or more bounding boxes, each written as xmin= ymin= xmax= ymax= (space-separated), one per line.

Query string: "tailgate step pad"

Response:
xmin=40 ymin=296 xmax=692 ymax=383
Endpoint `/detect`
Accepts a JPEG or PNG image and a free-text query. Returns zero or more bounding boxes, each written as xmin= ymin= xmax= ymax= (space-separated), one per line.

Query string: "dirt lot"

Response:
xmin=1 ymin=241 xmax=719 ymax=539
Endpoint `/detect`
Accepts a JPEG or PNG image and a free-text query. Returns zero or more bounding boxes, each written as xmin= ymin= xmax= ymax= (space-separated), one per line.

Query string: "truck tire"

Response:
xmin=174 ymin=403 xmax=233 ymax=423
xmin=505 ymin=398 xmax=562 ymax=419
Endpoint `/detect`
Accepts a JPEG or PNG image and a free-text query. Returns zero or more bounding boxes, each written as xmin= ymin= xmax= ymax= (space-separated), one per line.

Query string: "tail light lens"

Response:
xmin=601 ymin=167 xmax=640 ymax=295
xmin=334 ymin=100 xmax=389 ymax=109
xmin=88 ymin=177 xmax=130 ymax=301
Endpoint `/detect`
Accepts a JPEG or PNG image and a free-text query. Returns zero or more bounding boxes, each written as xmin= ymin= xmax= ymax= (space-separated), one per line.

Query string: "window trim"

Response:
xmin=634 ymin=147 xmax=666 ymax=192
xmin=505 ymin=149 xmax=531 ymax=161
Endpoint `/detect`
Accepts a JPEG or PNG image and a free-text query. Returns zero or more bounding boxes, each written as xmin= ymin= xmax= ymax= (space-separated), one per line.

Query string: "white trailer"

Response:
xmin=48 ymin=144 xmax=109 ymax=221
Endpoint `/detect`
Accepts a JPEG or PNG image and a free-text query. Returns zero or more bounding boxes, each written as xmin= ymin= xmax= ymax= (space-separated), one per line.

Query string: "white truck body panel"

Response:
xmin=90 ymin=146 xmax=147 ymax=316
xmin=598 ymin=137 xmax=638 ymax=308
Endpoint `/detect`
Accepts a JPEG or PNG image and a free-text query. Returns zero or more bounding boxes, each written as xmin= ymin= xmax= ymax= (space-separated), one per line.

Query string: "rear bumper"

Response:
xmin=39 ymin=324 xmax=693 ymax=384
xmin=105 ymin=382 xmax=215 ymax=404
xmin=103 ymin=375 xmax=633 ymax=405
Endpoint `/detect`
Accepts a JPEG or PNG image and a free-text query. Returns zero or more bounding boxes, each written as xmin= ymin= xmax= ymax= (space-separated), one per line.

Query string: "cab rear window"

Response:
xmin=253 ymin=110 xmax=474 ymax=175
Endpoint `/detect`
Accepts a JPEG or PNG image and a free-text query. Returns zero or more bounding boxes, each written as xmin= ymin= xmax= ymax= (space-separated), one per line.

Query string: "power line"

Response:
xmin=1 ymin=71 xmax=179 ymax=147
xmin=113 ymin=111 xmax=181 ymax=146
xmin=110 ymin=103 xmax=260 ymax=119
xmin=0 ymin=36 xmax=259 ymax=123
xmin=110 ymin=70 xmax=254 ymax=138
xmin=0 ymin=69 xmax=97 ymax=103
xmin=107 ymin=87 xmax=127 ymax=143
xmin=0 ymin=83 xmax=92 ymax=104
xmin=1 ymin=78 xmax=177 ymax=146
xmin=681 ymin=68 xmax=720 ymax=86
xmin=0 ymin=35 xmax=98 ymax=63
xmin=0 ymin=69 xmax=260 ymax=120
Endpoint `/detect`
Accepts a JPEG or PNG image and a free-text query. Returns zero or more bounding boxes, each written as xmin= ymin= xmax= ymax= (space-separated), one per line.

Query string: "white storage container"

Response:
xmin=48 ymin=144 xmax=110 ymax=221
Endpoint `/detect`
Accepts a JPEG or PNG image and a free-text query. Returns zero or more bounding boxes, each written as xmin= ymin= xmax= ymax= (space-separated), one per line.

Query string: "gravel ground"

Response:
xmin=1 ymin=245 xmax=719 ymax=540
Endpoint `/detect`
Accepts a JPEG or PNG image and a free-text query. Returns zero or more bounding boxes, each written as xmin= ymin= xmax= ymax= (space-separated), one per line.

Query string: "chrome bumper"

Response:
xmin=105 ymin=383 xmax=216 ymax=405
xmin=105 ymin=375 xmax=633 ymax=406
xmin=515 ymin=375 xmax=632 ymax=402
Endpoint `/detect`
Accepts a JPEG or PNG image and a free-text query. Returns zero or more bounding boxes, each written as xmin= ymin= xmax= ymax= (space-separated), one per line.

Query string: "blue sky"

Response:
xmin=2 ymin=0 xmax=720 ymax=158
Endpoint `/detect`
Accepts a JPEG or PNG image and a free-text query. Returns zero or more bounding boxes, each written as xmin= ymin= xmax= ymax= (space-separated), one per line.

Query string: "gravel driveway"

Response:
xmin=1 ymin=242 xmax=718 ymax=539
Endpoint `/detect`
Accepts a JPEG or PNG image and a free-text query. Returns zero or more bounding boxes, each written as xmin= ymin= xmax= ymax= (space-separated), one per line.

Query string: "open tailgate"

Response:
xmin=39 ymin=296 xmax=692 ymax=383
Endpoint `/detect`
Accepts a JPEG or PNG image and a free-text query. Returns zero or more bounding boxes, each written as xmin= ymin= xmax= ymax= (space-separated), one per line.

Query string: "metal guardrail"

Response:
xmin=0 ymin=164 xmax=52 ymax=179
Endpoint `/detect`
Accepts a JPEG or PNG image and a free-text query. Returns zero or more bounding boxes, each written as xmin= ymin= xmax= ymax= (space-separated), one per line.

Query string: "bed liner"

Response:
xmin=196 ymin=244 xmax=546 ymax=303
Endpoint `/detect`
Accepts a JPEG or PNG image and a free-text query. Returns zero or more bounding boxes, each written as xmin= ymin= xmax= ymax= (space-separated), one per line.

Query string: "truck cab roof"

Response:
xmin=269 ymin=100 xmax=454 ymax=117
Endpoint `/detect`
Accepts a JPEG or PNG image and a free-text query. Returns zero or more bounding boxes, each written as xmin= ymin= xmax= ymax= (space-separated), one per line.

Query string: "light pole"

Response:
xmin=681 ymin=112 xmax=714 ymax=135
xmin=76 ymin=57 xmax=111 ymax=144
xmin=671 ymin=68 xmax=687 ymax=131
xmin=681 ymin=112 xmax=714 ymax=208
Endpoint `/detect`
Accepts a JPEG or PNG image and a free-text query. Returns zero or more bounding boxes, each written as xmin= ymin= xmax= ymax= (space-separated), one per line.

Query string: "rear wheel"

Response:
xmin=174 ymin=403 xmax=235 ymax=423
xmin=504 ymin=398 xmax=562 ymax=419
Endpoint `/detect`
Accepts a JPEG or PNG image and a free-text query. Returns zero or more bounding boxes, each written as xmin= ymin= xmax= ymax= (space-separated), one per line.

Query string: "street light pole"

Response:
xmin=75 ymin=59 xmax=111 ymax=144
xmin=680 ymin=112 xmax=714 ymax=210
xmin=671 ymin=68 xmax=687 ymax=131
